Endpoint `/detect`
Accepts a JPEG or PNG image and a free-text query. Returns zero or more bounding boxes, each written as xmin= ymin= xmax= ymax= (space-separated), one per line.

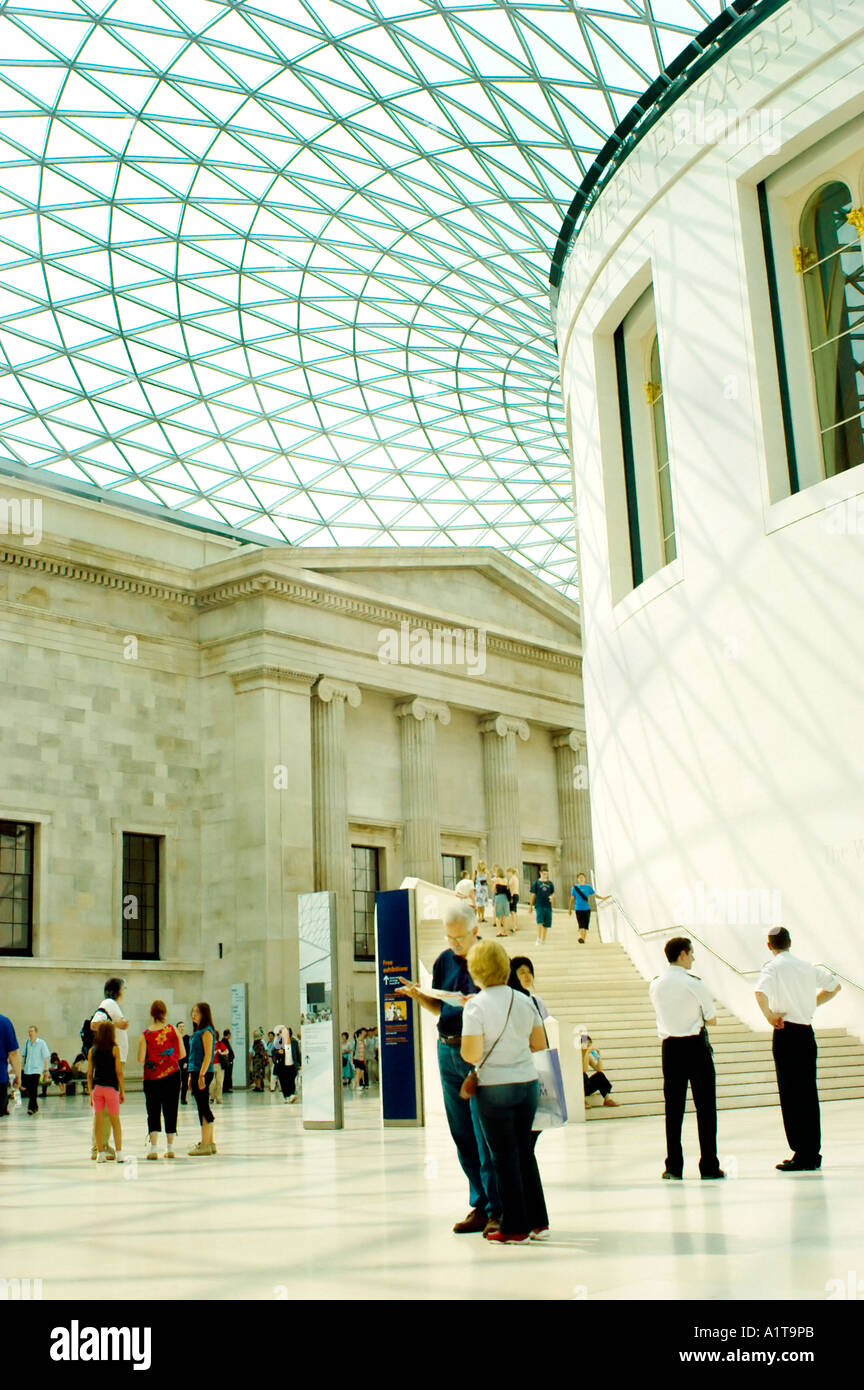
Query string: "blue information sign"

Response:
xmin=375 ymin=888 xmax=423 ymax=1125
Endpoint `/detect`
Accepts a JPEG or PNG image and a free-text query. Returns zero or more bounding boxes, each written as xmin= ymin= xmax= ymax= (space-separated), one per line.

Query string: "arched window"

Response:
xmin=649 ymin=334 xmax=676 ymax=564
xmin=799 ymin=181 xmax=864 ymax=476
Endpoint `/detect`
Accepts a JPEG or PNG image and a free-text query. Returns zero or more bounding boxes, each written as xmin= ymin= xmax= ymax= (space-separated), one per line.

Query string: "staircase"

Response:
xmin=418 ymin=907 xmax=864 ymax=1120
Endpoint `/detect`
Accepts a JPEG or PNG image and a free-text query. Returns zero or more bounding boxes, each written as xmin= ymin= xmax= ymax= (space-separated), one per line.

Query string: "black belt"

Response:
xmin=438 ymin=1035 xmax=462 ymax=1047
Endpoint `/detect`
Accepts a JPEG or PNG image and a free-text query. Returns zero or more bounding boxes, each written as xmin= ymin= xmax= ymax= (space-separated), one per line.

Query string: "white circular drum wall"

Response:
xmin=556 ymin=0 xmax=864 ymax=1033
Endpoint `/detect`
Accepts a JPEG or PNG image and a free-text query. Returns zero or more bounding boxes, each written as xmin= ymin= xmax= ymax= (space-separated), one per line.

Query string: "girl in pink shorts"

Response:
xmin=87 ymin=1021 xmax=125 ymax=1163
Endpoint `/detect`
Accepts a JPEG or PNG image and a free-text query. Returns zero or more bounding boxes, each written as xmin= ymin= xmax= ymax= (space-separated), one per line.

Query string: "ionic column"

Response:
xmin=312 ymin=678 xmax=362 ymax=1014
xmin=553 ymin=729 xmax=594 ymax=888
xmin=395 ymin=698 xmax=450 ymax=884
xmin=479 ymin=714 xmax=530 ymax=875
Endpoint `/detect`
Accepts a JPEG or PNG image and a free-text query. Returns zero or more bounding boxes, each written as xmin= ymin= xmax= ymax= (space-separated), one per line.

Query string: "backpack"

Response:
xmin=81 ymin=1006 xmax=111 ymax=1052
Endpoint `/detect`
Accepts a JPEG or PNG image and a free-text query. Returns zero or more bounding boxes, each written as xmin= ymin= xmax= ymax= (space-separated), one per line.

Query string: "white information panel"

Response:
xmin=298 ymin=890 xmax=343 ymax=1130
xmin=230 ymin=983 xmax=248 ymax=1090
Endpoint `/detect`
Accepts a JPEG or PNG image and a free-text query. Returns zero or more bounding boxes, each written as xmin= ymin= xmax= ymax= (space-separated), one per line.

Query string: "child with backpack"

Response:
xmin=87 ymin=1021 xmax=125 ymax=1163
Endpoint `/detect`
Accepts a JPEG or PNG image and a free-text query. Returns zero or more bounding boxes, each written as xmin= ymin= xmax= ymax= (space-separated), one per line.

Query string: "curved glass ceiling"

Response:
xmin=0 ymin=0 xmax=719 ymax=596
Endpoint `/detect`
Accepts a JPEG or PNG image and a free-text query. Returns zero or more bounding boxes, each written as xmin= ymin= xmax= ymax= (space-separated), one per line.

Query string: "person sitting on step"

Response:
xmin=582 ymin=1034 xmax=619 ymax=1108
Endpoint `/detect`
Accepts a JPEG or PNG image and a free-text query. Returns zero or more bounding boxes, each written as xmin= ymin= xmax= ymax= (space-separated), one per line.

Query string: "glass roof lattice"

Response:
xmin=0 ymin=0 xmax=721 ymax=597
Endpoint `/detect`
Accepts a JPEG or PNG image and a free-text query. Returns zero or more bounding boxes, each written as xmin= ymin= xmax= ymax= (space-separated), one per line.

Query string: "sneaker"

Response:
xmin=188 ymin=1142 xmax=208 ymax=1156
xmin=165 ymin=1149 xmax=176 ymax=1159
xmin=530 ymin=1228 xmax=550 ymax=1241
xmin=115 ymin=1151 xmax=126 ymax=1163
xmin=96 ymin=1152 xmax=107 ymax=1164
xmin=701 ymin=1170 xmax=726 ymax=1180
xmin=146 ymin=1148 xmax=159 ymax=1160
xmin=485 ymin=1230 xmax=530 ymax=1244
xmin=206 ymin=1143 xmax=217 ymax=1154
xmin=287 ymin=1096 xmax=296 ymax=1104
xmin=661 ymin=1170 xmax=682 ymax=1180
xmin=453 ymin=1208 xmax=487 ymax=1235
xmin=104 ymin=1148 xmax=116 ymax=1161
xmin=482 ymin=1217 xmax=501 ymax=1237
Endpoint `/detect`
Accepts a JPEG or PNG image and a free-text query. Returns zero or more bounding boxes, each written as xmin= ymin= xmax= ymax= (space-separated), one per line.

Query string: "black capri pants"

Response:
xmin=191 ymin=1072 xmax=214 ymax=1125
xmin=144 ymin=1071 xmax=182 ymax=1134
xmin=575 ymin=910 xmax=591 ymax=933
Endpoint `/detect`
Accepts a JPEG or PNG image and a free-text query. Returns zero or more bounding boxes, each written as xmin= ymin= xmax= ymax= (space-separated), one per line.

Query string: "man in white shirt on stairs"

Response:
xmin=755 ymin=926 xmax=841 ymax=1172
xmin=649 ymin=936 xmax=725 ymax=1182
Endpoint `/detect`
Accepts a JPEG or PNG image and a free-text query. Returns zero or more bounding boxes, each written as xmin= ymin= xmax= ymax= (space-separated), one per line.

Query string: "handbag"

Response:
xmin=532 ymin=1046 xmax=568 ymax=1129
xmin=459 ymin=991 xmax=514 ymax=1100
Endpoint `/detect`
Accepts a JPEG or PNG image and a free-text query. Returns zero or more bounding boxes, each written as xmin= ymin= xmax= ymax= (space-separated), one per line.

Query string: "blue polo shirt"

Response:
xmin=0 ymin=1014 xmax=18 ymax=1083
xmin=431 ymin=949 xmax=480 ymax=1038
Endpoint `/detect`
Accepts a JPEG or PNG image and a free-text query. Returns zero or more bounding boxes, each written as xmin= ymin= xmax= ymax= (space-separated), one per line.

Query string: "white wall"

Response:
xmin=557 ymin=0 xmax=864 ymax=1038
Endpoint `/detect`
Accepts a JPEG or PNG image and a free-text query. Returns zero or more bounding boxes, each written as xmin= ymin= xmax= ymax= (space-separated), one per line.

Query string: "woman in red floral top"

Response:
xmin=137 ymin=1000 xmax=185 ymax=1160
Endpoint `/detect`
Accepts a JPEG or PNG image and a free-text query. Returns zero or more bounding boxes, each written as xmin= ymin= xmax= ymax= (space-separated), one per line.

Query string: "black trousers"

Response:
xmin=222 ymin=1062 xmax=233 ymax=1093
xmin=0 ymin=1084 xmax=8 ymax=1116
xmin=144 ymin=1072 xmax=182 ymax=1134
xmin=584 ymin=1070 xmax=612 ymax=1099
xmin=773 ymin=1023 xmax=820 ymax=1163
xmin=192 ymin=1074 xmax=214 ymax=1125
xmin=661 ymin=1033 xmax=719 ymax=1176
xmin=474 ymin=1081 xmax=547 ymax=1235
xmin=179 ymin=1064 xmax=189 ymax=1104
xmin=22 ymin=1074 xmax=40 ymax=1112
xmin=276 ymin=1063 xmax=296 ymax=1098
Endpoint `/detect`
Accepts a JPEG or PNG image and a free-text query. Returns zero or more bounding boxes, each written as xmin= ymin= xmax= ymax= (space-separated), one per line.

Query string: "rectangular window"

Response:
xmin=122 ymin=833 xmax=160 ymax=960
xmin=441 ymin=854 xmax=468 ymax=891
xmin=757 ymin=120 xmax=864 ymax=497
xmin=613 ymin=285 xmax=677 ymax=593
xmin=352 ymin=845 xmax=380 ymax=962
xmin=0 ymin=821 xmax=34 ymax=955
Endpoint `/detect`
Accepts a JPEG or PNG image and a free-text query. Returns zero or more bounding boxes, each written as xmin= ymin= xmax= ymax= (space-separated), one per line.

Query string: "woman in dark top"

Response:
xmin=87 ymin=1021 xmax=125 ymax=1163
xmin=187 ymin=1002 xmax=217 ymax=1156
xmin=221 ymin=1030 xmax=235 ymax=1092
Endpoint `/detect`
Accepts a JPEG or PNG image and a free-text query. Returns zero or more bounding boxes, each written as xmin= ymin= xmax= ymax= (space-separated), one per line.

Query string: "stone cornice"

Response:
xmin=0 ymin=544 xmax=196 ymax=606
xmin=0 ymin=545 xmax=581 ymax=674
xmin=230 ymin=666 xmax=318 ymax=695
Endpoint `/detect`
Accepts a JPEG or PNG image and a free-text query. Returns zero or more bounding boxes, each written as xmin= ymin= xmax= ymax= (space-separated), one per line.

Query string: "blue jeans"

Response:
xmin=474 ymin=1080 xmax=547 ymax=1235
xmin=437 ymin=1042 xmax=501 ymax=1219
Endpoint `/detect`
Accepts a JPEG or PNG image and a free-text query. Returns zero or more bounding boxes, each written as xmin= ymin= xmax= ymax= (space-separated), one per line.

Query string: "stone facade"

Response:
xmin=0 ymin=475 xmax=588 ymax=1076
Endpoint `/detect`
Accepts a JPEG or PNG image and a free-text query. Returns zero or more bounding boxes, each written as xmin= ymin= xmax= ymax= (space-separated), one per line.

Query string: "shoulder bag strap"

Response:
xmin=476 ymin=989 xmax=515 ymax=1074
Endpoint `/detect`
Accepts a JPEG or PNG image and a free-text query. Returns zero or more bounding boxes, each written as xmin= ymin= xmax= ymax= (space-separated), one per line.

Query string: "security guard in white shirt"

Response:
xmin=649 ymin=936 xmax=725 ymax=1181
xmin=755 ymin=926 xmax=841 ymax=1171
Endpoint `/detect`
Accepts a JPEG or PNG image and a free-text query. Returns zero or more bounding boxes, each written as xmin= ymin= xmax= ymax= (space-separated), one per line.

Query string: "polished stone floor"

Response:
xmin=1 ymin=1085 xmax=861 ymax=1302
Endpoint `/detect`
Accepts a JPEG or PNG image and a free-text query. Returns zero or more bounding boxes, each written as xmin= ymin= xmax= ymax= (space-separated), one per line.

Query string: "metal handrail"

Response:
xmin=603 ymin=894 xmax=864 ymax=995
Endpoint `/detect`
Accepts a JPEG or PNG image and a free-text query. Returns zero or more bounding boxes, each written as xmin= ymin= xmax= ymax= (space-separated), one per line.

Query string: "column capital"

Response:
xmin=230 ymin=665 xmax=317 ymax=695
xmin=395 ymin=697 xmax=451 ymax=726
xmin=479 ymin=714 xmax=530 ymax=742
xmin=552 ymin=729 xmax=584 ymax=753
xmin=314 ymin=677 xmax=362 ymax=708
